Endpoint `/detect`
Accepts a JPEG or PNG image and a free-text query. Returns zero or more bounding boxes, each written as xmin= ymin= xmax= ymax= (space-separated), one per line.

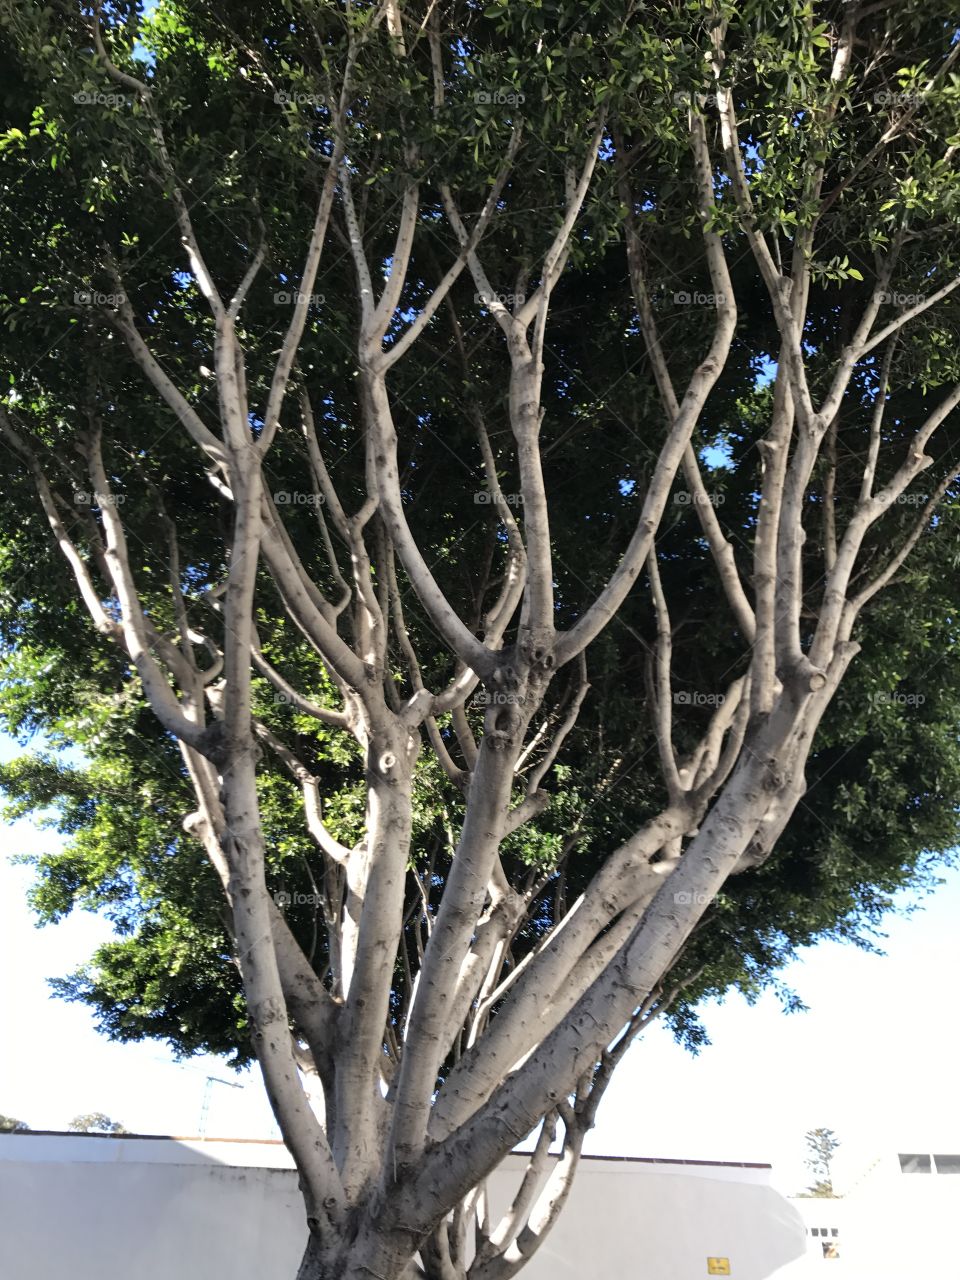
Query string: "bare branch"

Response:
xmin=0 ymin=410 xmax=118 ymax=640
xmin=92 ymin=6 xmax=224 ymax=318
xmin=556 ymin=109 xmax=738 ymax=666
xmin=525 ymin=655 xmax=590 ymax=796
xmin=252 ymin=718 xmax=352 ymax=864
xmin=381 ymin=128 xmax=522 ymax=370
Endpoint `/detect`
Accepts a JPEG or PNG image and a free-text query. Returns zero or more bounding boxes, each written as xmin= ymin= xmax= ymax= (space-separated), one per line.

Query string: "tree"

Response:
xmin=1 ymin=2 xmax=959 ymax=1278
xmin=0 ymin=1115 xmax=29 ymax=1133
xmin=802 ymin=1127 xmax=841 ymax=1198
xmin=67 ymin=1112 xmax=127 ymax=1134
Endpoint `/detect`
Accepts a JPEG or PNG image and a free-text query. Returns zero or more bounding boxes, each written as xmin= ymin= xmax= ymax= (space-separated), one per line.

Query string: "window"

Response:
xmin=811 ymin=1229 xmax=820 ymax=1237
xmin=831 ymin=1228 xmax=839 ymax=1237
xmin=933 ymin=1154 xmax=960 ymax=1175
xmin=899 ymin=1153 xmax=932 ymax=1173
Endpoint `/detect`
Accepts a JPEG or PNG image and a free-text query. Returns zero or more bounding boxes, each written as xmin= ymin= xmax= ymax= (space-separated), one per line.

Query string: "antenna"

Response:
xmin=198 ymin=1075 xmax=242 ymax=1138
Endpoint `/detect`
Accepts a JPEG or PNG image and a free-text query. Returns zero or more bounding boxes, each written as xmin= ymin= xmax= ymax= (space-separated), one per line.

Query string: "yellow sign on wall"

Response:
xmin=707 ymin=1260 xmax=731 ymax=1276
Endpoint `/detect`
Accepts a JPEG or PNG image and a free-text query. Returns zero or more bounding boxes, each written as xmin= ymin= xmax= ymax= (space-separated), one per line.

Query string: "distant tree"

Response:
xmin=0 ymin=1115 xmax=29 ymax=1133
xmin=67 ymin=1112 xmax=127 ymax=1135
xmin=801 ymin=1127 xmax=841 ymax=1197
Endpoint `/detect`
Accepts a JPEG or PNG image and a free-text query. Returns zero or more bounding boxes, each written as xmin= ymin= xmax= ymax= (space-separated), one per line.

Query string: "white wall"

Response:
xmin=778 ymin=1197 xmax=849 ymax=1278
xmin=0 ymin=1135 xmax=807 ymax=1280
xmin=774 ymin=1156 xmax=960 ymax=1280
xmin=829 ymin=1152 xmax=960 ymax=1279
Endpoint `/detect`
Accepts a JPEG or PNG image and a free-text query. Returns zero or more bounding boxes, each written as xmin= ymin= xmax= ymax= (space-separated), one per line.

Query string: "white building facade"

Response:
xmin=780 ymin=1148 xmax=960 ymax=1278
xmin=0 ymin=1132 xmax=808 ymax=1280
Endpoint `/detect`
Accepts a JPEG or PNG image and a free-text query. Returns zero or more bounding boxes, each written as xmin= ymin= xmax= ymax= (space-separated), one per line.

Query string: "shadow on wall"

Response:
xmin=0 ymin=1133 xmax=306 ymax=1280
xmin=0 ymin=1135 xmax=807 ymax=1280
xmin=492 ymin=1160 xmax=808 ymax=1280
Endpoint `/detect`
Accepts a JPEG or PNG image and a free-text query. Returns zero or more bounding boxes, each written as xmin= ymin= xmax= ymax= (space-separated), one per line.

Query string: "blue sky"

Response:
xmin=2 ymin=731 xmax=958 ymax=1194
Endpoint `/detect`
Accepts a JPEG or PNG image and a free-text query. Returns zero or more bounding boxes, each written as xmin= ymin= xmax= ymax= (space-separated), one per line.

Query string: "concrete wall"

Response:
xmin=0 ymin=1134 xmax=807 ymax=1280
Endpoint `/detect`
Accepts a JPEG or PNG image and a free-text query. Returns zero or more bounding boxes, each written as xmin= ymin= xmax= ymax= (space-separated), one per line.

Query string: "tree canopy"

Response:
xmin=2 ymin=0 xmax=958 ymax=1064
xmin=67 ymin=1112 xmax=128 ymax=1133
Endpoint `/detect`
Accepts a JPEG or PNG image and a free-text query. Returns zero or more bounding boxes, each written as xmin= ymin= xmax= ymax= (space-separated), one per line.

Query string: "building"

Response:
xmin=783 ymin=1196 xmax=850 ymax=1273
xmin=0 ymin=1131 xmax=808 ymax=1279
xmin=779 ymin=1148 xmax=960 ymax=1277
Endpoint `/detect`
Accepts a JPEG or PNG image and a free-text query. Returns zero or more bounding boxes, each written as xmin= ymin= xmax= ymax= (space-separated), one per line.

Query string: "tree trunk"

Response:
xmin=296 ymin=1224 xmax=425 ymax=1280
